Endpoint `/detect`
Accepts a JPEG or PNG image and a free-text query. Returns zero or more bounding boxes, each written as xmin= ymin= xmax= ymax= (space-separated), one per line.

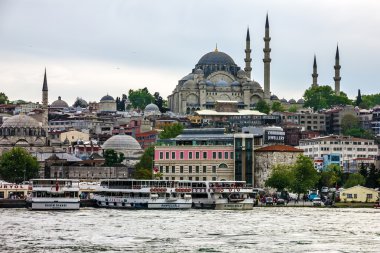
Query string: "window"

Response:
xmin=347 ymin=194 xmax=352 ymax=199
xmin=172 ymin=152 xmax=175 ymax=159
xmin=218 ymin=152 xmax=222 ymax=159
xmin=171 ymin=166 xmax=175 ymax=173
xmin=231 ymin=152 xmax=234 ymax=159
xmin=165 ymin=152 xmax=169 ymax=159
xmin=159 ymin=152 xmax=163 ymax=160
xmin=212 ymin=166 xmax=216 ymax=173
xmin=213 ymin=152 xmax=217 ymax=159
xmin=180 ymin=166 xmax=184 ymax=173
xmin=160 ymin=166 xmax=163 ymax=173
xmin=203 ymin=177 xmax=207 ymax=181
xmin=165 ymin=166 xmax=169 ymax=173
xmin=172 ymin=177 xmax=175 ymax=180
xmin=354 ymin=194 xmax=357 ymax=199
xmin=203 ymin=166 xmax=207 ymax=173
xmin=203 ymin=152 xmax=207 ymax=159
xmin=180 ymin=177 xmax=183 ymax=180
xmin=180 ymin=152 xmax=184 ymax=159
xmin=212 ymin=177 xmax=216 ymax=181
xmin=189 ymin=177 xmax=193 ymax=181
xmin=195 ymin=177 xmax=199 ymax=181
xmin=196 ymin=166 xmax=199 ymax=173
xmin=367 ymin=194 xmax=373 ymax=199
xmin=189 ymin=166 xmax=193 ymax=173
xmin=196 ymin=152 xmax=200 ymax=159
xmin=189 ymin=152 xmax=193 ymax=159
xmin=224 ymin=152 xmax=228 ymax=159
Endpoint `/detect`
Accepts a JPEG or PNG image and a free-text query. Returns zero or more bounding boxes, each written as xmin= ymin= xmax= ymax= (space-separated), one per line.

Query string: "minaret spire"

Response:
xmin=42 ymin=68 xmax=48 ymax=91
xmin=334 ymin=45 xmax=341 ymax=95
xmin=312 ymin=55 xmax=319 ymax=87
xmin=244 ymin=27 xmax=252 ymax=79
xmin=41 ymin=68 xmax=49 ymax=138
xmin=263 ymin=13 xmax=271 ymax=100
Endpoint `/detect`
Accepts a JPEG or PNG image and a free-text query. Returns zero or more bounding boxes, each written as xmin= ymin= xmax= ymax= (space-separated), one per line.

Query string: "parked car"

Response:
xmin=276 ymin=198 xmax=285 ymax=205
xmin=265 ymin=197 xmax=274 ymax=206
xmin=321 ymin=186 xmax=329 ymax=193
xmin=312 ymin=197 xmax=322 ymax=206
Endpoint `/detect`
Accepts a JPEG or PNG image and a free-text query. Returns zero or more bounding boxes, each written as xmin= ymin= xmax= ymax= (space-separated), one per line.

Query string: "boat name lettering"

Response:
xmin=44 ymin=203 xmax=67 ymax=207
xmin=224 ymin=204 xmax=243 ymax=208
xmin=161 ymin=204 xmax=179 ymax=208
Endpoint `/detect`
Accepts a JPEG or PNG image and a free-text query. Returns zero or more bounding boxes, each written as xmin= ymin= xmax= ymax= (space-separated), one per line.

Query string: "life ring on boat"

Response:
xmin=150 ymin=188 xmax=154 ymax=192
xmin=162 ymin=188 xmax=167 ymax=192
xmin=188 ymin=189 xmax=191 ymax=192
xmin=220 ymin=189 xmax=224 ymax=193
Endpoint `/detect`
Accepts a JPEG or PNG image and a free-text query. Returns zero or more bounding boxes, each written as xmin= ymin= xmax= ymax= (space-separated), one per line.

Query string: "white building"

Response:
xmin=297 ymin=135 xmax=378 ymax=166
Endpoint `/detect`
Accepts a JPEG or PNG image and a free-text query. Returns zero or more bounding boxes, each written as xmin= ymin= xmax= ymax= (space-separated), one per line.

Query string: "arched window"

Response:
xmin=218 ymin=163 xmax=228 ymax=169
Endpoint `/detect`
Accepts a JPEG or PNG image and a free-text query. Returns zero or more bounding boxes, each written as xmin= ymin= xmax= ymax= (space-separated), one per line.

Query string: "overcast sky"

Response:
xmin=0 ymin=0 xmax=379 ymax=105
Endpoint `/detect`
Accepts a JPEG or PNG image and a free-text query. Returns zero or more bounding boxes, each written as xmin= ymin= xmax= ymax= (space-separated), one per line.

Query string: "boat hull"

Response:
xmin=94 ymin=196 xmax=192 ymax=209
xmin=30 ymin=201 xmax=80 ymax=210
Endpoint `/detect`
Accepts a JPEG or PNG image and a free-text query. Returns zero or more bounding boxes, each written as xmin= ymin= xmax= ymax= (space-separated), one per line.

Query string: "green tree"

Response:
xmin=154 ymin=92 xmax=167 ymax=113
xmin=255 ymin=99 xmax=270 ymax=114
xmin=341 ymin=114 xmax=360 ymax=134
xmin=365 ymin=164 xmax=380 ymax=188
xmin=133 ymin=146 xmax=154 ymax=179
xmin=271 ymin=101 xmax=285 ymax=112
xmin=0 ymin=147 xmax=39 ymax=183
xmin=128 ymin=87 xmax=154 ymax=109
xmin=303 ymin=85 xmax=351 ymax=111
xmin=344 ymin=173 xmax=365 ymax=188
xmin=288 ymin=105 xmax=298 ymax=113
xmin=361 ymin=93 xmax=380 ymax=108
xmin=0 ymin=92 xmax=9 ymax=104
xmin=73 ymin=97 xmax=88 ymax=108
xmin=289 ymin=155 xmax=320 ymax=199
xmin=159 ymin=123 xmax=184 ymax=139
xmin=265 ymin=164 xmax=292 ymax=192
xmin=103 ymin=149 xmax=125 ymax=166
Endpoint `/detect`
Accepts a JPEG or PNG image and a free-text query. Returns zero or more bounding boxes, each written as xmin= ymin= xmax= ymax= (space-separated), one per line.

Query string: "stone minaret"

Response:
xmin=244 ymin=28 xmax=252 ymax=79
xmin=42 ymin=68 xmax=49 ymax=136
xmin=263 ymin=14 xmax=271 ymax=100
xmin=312 ymin=55 xmax=318 ymax=87
xmin=334 ymin=45 xmax=341 ymax=95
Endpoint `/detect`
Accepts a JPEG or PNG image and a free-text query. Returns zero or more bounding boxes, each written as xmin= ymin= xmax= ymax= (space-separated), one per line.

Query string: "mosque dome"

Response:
xmin=51 ymin=96 xmax=69 ymax=108
xmin=197 ymin=51 xmax=236 ymax=66
xmin=194 ymin=69 xmax=204 ymax=75
xmin=271 ymin=95 xmax=279 ymax=100
xmin=289 ymin=99 xmax=297 ymax=104
xmin=280 ymin=98 xmax=288 ymax=103
xmin=102 ymin=134 xmax=142 ymax=151
xmin=144 ymin=103 xmax=160 ymax=112
xmin=297 ymin=99 xmax=305 ymax=104
xmin=205 ymin=80 xmax=214 ymax=86
xmin=100 ymin=95 xmax=115 ymax=102
xmin=1 ymin=114 xmax=40 ymax=128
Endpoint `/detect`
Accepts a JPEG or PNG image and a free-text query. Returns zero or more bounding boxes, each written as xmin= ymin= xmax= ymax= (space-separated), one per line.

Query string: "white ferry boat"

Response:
xmin=93 ymin=179 xmax=192 ymax=209
xmin=27 ymin=179 xmax=80 ymax=210
xmin=191 ymin=181 xmax=254 ymax=210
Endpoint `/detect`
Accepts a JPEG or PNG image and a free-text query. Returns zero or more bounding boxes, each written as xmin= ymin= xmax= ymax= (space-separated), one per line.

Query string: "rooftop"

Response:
xmin=255 ymin=145 xmax=303 ymax=153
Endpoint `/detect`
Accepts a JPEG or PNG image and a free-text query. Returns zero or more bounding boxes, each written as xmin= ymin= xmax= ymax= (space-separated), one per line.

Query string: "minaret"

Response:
xmin=334 ymin=45 xmax=341 ymax=95
xmin=42 ymin=68 xmax=49 ymax=136
xmin=312 ymin=55 xmax=318 ymax=87
xmin=244 ymin=27 xmax=252 ymax=79
xmin=263 ymin=14 xmax=271 ymax=100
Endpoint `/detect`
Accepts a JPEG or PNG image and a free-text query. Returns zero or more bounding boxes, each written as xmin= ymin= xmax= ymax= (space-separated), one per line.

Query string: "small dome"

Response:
xmin=145 ymin=103 xmax=160 ymax=112
xmin=100 ymin=95 xmax=115 ymax=102
xmin=231 ymin=81 xmax=240 ymax=86
xmin=102 ymin=135 xmax=142 ymax=151
xmin=297 ymin=99 xmax=305 ymax=104
xmin=289 ymin=99 xmax=296 ymax=104
xmin=252 ymin=81 xmax=262 ymax=89
xmin=206 ymin=80 xmax=214 ymax=86
xmin=194 ymin=69 xmax=204 ymax=75
xmin=51 ymin=96 xmax=69 ymax=108
xmin=180 ymin=73 xmax=194 ymax=81
xmin=182 ymin=80 xmax=197 ymax=89
xmin=271 ymin=95 xmax=279 ymax=100
xmin=280 ymin=98 xmax=288 ymax=103
xmin=1 ymin=114 xmax=41 ymax=128
xmin=237 ymin=70 xmax=247 ymax=79
xmin=197 ymin=51 xmax=236 ymax=66
xmin=215 ymin=80 xmax=229 ymax=87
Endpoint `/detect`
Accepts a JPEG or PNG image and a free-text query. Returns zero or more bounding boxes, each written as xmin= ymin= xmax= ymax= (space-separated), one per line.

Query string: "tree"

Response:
xmin=365 ymin=164 xmax=380 ymax=188
xmin=288 ymin=105 xmax=298 ymax=113
xmin=255 ymin=100 xmax=270 ymax=114
xmin=128 ymin=87 xmax=154 ymax=109
xmin=0 ymin=92 xmax=9 ymax=104
xmin=341 ymin=114 xmax=374 ymax=138
xmin=289 ymin=155 xmax=320 ymax=199
xmin=344 ymin=173 xmax=365 ymax=188
xmin=73 ymin=97 xmax=88 ymax=108
xmin=265 ymin=164 xmax=292 ymax=192
xmin=303 ymin=85 xmax=351 ymax=111
xmin=356 ymin=89 xmax=362 ymax=107
xmin=133 ymin=146 xmax=154 ymax=179
xmin=361 ymin=93 xmax=380 ymax=108
xmin=103 ymin=149 xmax=125 ymax=166
xmin=154 ymin=92 xmax=166 ymax=113
xmin=0 ymin=147 xmax=39 ymax=183
xmin=159 ymin=123 xmax=184 ymax=139
xmin=271 ymin=101 xmax=285 ymax=112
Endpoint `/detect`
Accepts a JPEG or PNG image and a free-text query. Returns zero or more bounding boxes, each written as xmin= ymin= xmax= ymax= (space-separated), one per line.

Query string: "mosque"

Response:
xmin=168 ymin=15 xmax=272 ymax=114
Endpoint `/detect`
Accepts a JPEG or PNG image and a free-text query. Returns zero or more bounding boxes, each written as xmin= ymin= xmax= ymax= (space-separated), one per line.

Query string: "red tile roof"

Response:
xmin=255 ymin=145 xmax=304 ymax=152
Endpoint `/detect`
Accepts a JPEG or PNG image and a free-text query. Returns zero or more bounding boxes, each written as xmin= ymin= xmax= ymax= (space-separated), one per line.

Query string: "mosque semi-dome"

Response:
xmin=197 ymin=51 xmax=236 ymax=66
xmin=102 ymin=134 xmax=142 ymax=151
xmin=215 ymin=80 xmax=229 ymax=87
xmin=100 ymin=95 xmax=115 ymax=102
xmin=51 ymin=96 xmax=69 ymax=108
xmin=1 ymin=114 xmax=41 ymax=128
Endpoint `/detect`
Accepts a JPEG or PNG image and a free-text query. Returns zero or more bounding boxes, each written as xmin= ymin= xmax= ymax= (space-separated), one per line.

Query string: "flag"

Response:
xmin=153 ymin=167 xmax=159 ymax=174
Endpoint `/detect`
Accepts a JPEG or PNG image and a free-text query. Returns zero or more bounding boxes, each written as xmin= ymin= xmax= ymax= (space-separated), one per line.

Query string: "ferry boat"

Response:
xmin=191 ymin=181 xmax=254 ymax=210
xmin=93 ymin=179 xmax=192 ymax=209
xmin=27 ymin=179 xmax=80 ymax=210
